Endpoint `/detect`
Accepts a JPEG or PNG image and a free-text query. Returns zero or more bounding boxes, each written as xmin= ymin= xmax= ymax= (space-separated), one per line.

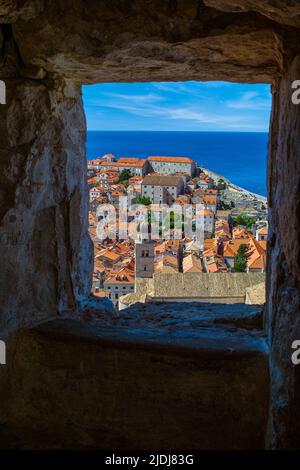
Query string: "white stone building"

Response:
xmin=103 ymin=267 xmax=135 ymax=308
xmin=256 ymin=225 xmax=268 ymax=241
xmin=147 ymin=156 xmax=196 ymax=176
xmin=101 ymin=158 xmax=148 ymax=176
xmin=141 ymin=174 xmax=184 ymax=205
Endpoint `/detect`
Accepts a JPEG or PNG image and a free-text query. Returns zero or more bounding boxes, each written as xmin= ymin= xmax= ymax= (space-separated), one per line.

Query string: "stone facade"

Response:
xmin=5 ymin=309 xmax=268 ymax=449
xmin=135 ymin=240 xmax=155 ymax=279
xmin=142 ymin=175 xmax=184 ymax=205
xmin=147 ymin=157 xmax=196 ymax=176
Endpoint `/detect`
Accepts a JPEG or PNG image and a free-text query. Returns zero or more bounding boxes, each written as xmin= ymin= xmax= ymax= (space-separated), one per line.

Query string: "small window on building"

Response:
xmin=115 ymin=293 xmax=119 ymax=299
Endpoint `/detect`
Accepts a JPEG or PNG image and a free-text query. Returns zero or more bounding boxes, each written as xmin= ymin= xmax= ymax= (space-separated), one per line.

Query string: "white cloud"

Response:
xmin=84 ymin=83 xmax=271 ymax=131
xmin=101 ymin=92 xmax=162 ymax=103
xmin=226 ymin=91 xmax=271 ymax=110
xmin=94 ymin=98 xmax=267 ymax=130
xmin=168 ymin=108 xmax=218 ymax=123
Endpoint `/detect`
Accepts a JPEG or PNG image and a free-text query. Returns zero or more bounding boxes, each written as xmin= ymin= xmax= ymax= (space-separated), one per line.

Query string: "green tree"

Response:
xmin=136 ymin=196 xmax=152 ymax=206
xmin=118 ymin=169 xmax=132 ymax=183
xmin=234 ymin=213 xmax=255 ymax=229
xmin=217 ymin=178 xmax=226 ymax=189
xmin=233 ymin=244 xmax=249 ymax=272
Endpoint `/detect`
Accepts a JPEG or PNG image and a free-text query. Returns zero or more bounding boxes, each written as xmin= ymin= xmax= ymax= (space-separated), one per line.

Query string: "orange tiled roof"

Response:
xmin=257 ymin=225 xmax=268 ymax=235
xmin=258 ymin=240 xmax=267 ymax=250
xmin=247 ymin=234 xmax=266 ymax=267
xmin=148 ymin=156 xmax=194 ymax=164
xmin=101 ymin=160 xmax=145 ymax=168
xmin=223 ymin=239 xmax=250 ymax=258
xmin=111 ymin=190 xmax=126 ymax=196
xmin=88 ymin=177 xmax=99 ymax=183
xmin=204 ymin=189 xmax=218 ymax=195
xmin=155 ymin=239 xmax=181 ymax=256
xmin=129 ymin=176 xmax=143 ymax=182
xmin=118 ymin=158 xmax=145 ymax=164
xmin=233 ymin=227 xmax=251 ymax=239
xmin=202 ymin=196 xmax=217 ymax=204
xmin=175 ymin=195 xmax=191 ymax=204
xmin=183 ymin=253 xmax=202 ymax=273
xmin=114 ymin=242 xmax=131 ymax=255
xmin=104 ymin=267 xmax=135 ymax=285
xmin=89 ymin=157 xmax=106 ymax=164
xmin=199 ymin=209 xmax=214 ymax=216
xmin=155 ymin=253 xmax=179 ymax=272
xmin=97 ymin=250 xmax=121 ymax=262
xmin=204 ymin=238 xmax=218 ymax=253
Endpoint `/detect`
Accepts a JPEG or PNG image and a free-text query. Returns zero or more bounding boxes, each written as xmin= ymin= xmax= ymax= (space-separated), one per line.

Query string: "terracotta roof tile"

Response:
xmin=148 ymin=156 xmax=194 ymax=164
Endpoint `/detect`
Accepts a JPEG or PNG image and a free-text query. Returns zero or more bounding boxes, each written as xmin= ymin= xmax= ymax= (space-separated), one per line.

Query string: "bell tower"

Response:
xmin=135 ymin=239 xmax=155 ymax=279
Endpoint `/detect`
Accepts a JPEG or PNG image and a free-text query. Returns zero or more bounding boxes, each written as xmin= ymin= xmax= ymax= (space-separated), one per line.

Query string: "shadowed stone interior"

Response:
xmin=4 ymin=304 xmax=268 ymax=450
xmin=0 ymin=0 xmax=300 ymax=449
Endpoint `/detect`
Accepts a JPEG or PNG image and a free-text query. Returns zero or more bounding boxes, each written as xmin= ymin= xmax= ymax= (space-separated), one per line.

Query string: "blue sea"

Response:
xmin=86 ymin=131 xmax=268 ymax=196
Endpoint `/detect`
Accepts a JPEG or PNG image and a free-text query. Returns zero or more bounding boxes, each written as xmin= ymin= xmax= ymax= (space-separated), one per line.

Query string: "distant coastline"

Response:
xmin=86 ymin=130 xmax=268 ymax=197
xmin=198 ymin=165 xmax=267 ymax=202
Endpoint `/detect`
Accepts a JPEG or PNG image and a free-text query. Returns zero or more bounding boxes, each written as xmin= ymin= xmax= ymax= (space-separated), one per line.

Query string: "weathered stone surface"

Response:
xmin=204 ymin=0 xmax=300 ymax=27
xmin=5 ymin=311 xmax=269 ymax=449
xmin=0 ymin=0 xmax=45 ymax=23
xmin=123 ymin=272 xmax=265 ymax=309
xmin=116 ymin=301 xmax=265 ymax=331
xmin=0 ymin=78 xmax=94 ymax=332
xmin=266 ymin=54 xmax=300 ymax=449
xmin=0 ymin=0 xmax=291 ymax=84
xmin=245 ymin=282 xmax=266 ymax=305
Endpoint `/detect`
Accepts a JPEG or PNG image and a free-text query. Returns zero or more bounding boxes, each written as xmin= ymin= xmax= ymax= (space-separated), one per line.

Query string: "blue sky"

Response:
xmin=83 ymin=81 xmax=271 ymax=132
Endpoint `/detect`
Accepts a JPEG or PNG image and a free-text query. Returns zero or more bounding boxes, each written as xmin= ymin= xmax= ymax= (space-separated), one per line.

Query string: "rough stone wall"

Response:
xmin=0 ymin=75 xmax=93 ymax=333
xmin=266 ymin=55 xmax=300 ymax=449
xmin=6 ymin=314 xmax=269 ymax=450
xmin=203 ymin=1 xmax=300 ymax=27
xmin=1 ymin=0 xmax=292 ymax=84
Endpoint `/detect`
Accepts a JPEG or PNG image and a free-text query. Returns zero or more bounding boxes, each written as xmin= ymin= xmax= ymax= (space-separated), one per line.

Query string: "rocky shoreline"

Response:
xmin=199 ymin=165 xmax=267 ymax=202
xmin=199 ymin=165 xmax=268 ymax=222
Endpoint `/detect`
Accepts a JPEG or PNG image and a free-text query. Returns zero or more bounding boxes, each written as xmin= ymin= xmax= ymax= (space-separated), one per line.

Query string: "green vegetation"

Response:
xmin=136 ymin=196 xmax=152 ymax=206
xmin=233 ymin=244 xmax=249 ymax=272
xmin=234 ymin=212 xmax=255 ymax=229
xmin=162 ymin=211 xmax=184 ymax=231
xmin=118 ymin=169 xmax=132 ymax=185
xmin=217 ymin=178 xmax=226 ymax=189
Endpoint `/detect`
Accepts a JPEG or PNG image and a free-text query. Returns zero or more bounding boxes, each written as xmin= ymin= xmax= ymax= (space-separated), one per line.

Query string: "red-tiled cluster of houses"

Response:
xmin=88 ymin=154 xmax=267 ymax=308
